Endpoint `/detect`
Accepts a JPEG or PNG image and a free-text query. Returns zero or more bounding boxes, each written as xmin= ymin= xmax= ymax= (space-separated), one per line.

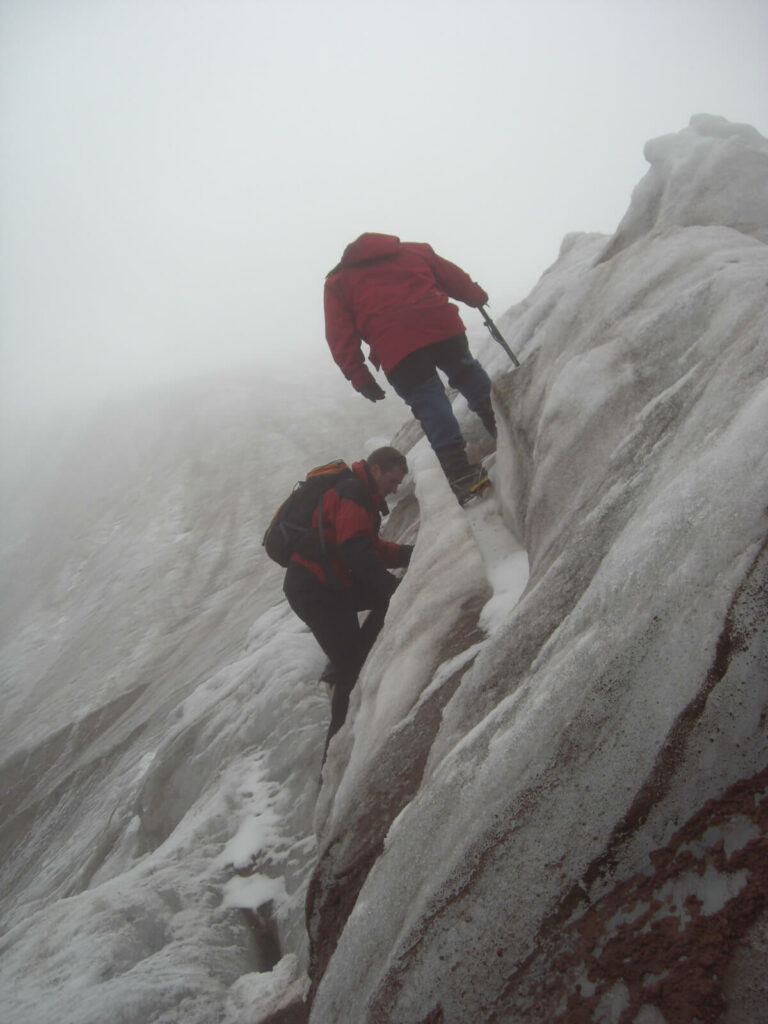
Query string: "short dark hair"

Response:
xmin=367 ymin=446 xmax=408 ymax=475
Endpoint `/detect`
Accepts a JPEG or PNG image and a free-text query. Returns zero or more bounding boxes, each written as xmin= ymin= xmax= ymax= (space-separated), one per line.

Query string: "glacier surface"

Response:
xmin=1 ymin=114 xmax=766 ymax=1024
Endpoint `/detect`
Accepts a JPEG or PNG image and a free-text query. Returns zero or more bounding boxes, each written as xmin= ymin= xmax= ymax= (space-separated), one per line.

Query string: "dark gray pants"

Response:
xmin=284 ymin=563 xmax=390 ymax=759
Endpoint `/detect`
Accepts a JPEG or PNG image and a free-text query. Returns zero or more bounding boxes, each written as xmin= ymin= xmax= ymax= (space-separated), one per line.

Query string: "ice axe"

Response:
xmin=479 ymin=305 xmax=520 ymax=367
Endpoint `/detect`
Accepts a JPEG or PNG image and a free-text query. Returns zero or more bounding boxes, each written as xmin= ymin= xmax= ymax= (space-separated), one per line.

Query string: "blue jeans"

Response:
xmin=387 ymin=334 xmax=492 ymax=452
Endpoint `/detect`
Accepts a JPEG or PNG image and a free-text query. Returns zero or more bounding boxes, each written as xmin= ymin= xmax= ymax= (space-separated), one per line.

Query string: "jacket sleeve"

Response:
xmin=337 ymin=538 xmax=399 ymax=602
xmin=414 ymin=243 xmax=489 ymax=307
xmin=324 ymin=278 xmax=373 ymax=391
xmin=373 ymin=538 xmax=413 ymax=568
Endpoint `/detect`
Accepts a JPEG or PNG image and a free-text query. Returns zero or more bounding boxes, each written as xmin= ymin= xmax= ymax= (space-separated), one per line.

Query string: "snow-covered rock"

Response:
xmin=600 ymin=112 xmax=768 ymax=260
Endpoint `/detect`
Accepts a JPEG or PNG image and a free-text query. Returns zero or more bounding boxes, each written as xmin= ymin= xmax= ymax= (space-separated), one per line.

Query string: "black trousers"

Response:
xmin=284 ymin=563 xmax=391 ymax=759
xmin=387 ymin=332 xmax=490 ymax=397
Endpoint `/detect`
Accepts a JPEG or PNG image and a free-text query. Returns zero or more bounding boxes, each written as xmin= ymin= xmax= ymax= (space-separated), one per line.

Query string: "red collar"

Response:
xmin=352 ymin=460 xmax=388 ymax=515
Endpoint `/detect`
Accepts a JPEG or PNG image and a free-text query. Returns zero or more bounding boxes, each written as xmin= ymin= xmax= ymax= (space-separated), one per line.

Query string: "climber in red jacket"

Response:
xmin=283 ymin=446 xmax=412 ymax=762
xmin=324 ymin=233 xmax=497 ymax=502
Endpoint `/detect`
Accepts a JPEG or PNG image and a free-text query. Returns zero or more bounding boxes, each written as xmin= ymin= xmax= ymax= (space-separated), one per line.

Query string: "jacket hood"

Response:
xmin=339 ymin=233 xmax=401 ymax=269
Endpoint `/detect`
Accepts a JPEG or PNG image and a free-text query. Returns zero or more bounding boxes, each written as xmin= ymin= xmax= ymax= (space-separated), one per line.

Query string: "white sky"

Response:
xmin=1 ymin=0 xmax=766 ymax=425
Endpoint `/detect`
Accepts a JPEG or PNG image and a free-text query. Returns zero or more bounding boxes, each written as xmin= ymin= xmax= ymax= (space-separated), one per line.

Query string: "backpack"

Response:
xmin=262 ymin=460 xmax=354 ymax=567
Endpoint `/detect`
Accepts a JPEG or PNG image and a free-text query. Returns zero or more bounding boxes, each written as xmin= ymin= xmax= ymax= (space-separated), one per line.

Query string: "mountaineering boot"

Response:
xmin=437 ymin=443 xmax=491 ymax=505
xmin=320 ymin=660 xmax=339 ymax=700
xmin=436 ymin=442 xmax=472 ymax=480
xmin=474 ymin=396 xmax=497 ymax=439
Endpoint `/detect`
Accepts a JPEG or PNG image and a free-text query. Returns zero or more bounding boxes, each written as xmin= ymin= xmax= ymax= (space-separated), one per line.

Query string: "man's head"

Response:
xmin=367 ymin=446 xmax=408 ymax=498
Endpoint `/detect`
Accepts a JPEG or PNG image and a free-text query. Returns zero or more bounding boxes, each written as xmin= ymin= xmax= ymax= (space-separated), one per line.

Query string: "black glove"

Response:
xmin=359 ymin=380 xmax=386 ymax=402
xmin=397 ymin=544 xmax=413 ymax=568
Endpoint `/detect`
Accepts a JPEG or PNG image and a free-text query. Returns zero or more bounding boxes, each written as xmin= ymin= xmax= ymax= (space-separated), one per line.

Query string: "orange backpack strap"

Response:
xmin=306 ymin=459 xmax=350 ymax=479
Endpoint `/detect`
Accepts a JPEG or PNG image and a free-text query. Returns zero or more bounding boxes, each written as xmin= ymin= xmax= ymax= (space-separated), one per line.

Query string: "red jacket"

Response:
xmin=324 ymin=233 xmax=488 ymax=391
xmin=291 ymin=461 xmax=410 ymax=593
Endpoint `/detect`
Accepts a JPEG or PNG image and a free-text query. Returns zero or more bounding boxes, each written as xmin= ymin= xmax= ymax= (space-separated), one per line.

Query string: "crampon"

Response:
xmin=450 ymin=465 xmax=492 ymax=506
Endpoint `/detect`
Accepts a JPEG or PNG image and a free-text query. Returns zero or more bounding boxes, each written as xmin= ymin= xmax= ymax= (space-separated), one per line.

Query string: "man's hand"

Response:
xmin=359 ymin=380 xmax=386 ymax=402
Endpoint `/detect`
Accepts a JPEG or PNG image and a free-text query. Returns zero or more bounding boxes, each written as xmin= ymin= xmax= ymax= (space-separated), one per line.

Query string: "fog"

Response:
xmin=1 ymin=0 xmax=766 ymax=431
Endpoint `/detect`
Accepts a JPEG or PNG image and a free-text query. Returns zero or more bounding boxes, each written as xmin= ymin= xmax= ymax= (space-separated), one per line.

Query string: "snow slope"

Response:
xmin=1 ymin=114 xmax=766 ymax=1024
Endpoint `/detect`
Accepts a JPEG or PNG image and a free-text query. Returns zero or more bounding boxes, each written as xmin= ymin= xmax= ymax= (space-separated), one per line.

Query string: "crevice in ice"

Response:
xmin=241 ymin=900 xmax=283 ymax=973
xmin=465 ymin=473 xmax=530 ymax=635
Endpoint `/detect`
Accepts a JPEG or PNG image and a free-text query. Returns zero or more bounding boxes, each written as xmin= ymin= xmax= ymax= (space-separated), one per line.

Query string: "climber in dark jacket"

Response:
xmin=324 ymin=232 xmax=496 ymax=502
xmin=283 ymin=446 xmax=413 ymax=761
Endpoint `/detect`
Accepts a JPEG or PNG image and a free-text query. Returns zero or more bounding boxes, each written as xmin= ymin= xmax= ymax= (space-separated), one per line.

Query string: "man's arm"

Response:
xmin=337 ymin=537 xmax=400 ymax=602
xmin=331 ymin=479 xmax=409 ymax=598
xmin=406 ymin=242 xmax=489 ymax=307
xmin=323 ymin=279 xmax=379 ymax=392
xmin=373 ymin=536 xmax=413 ymax=568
